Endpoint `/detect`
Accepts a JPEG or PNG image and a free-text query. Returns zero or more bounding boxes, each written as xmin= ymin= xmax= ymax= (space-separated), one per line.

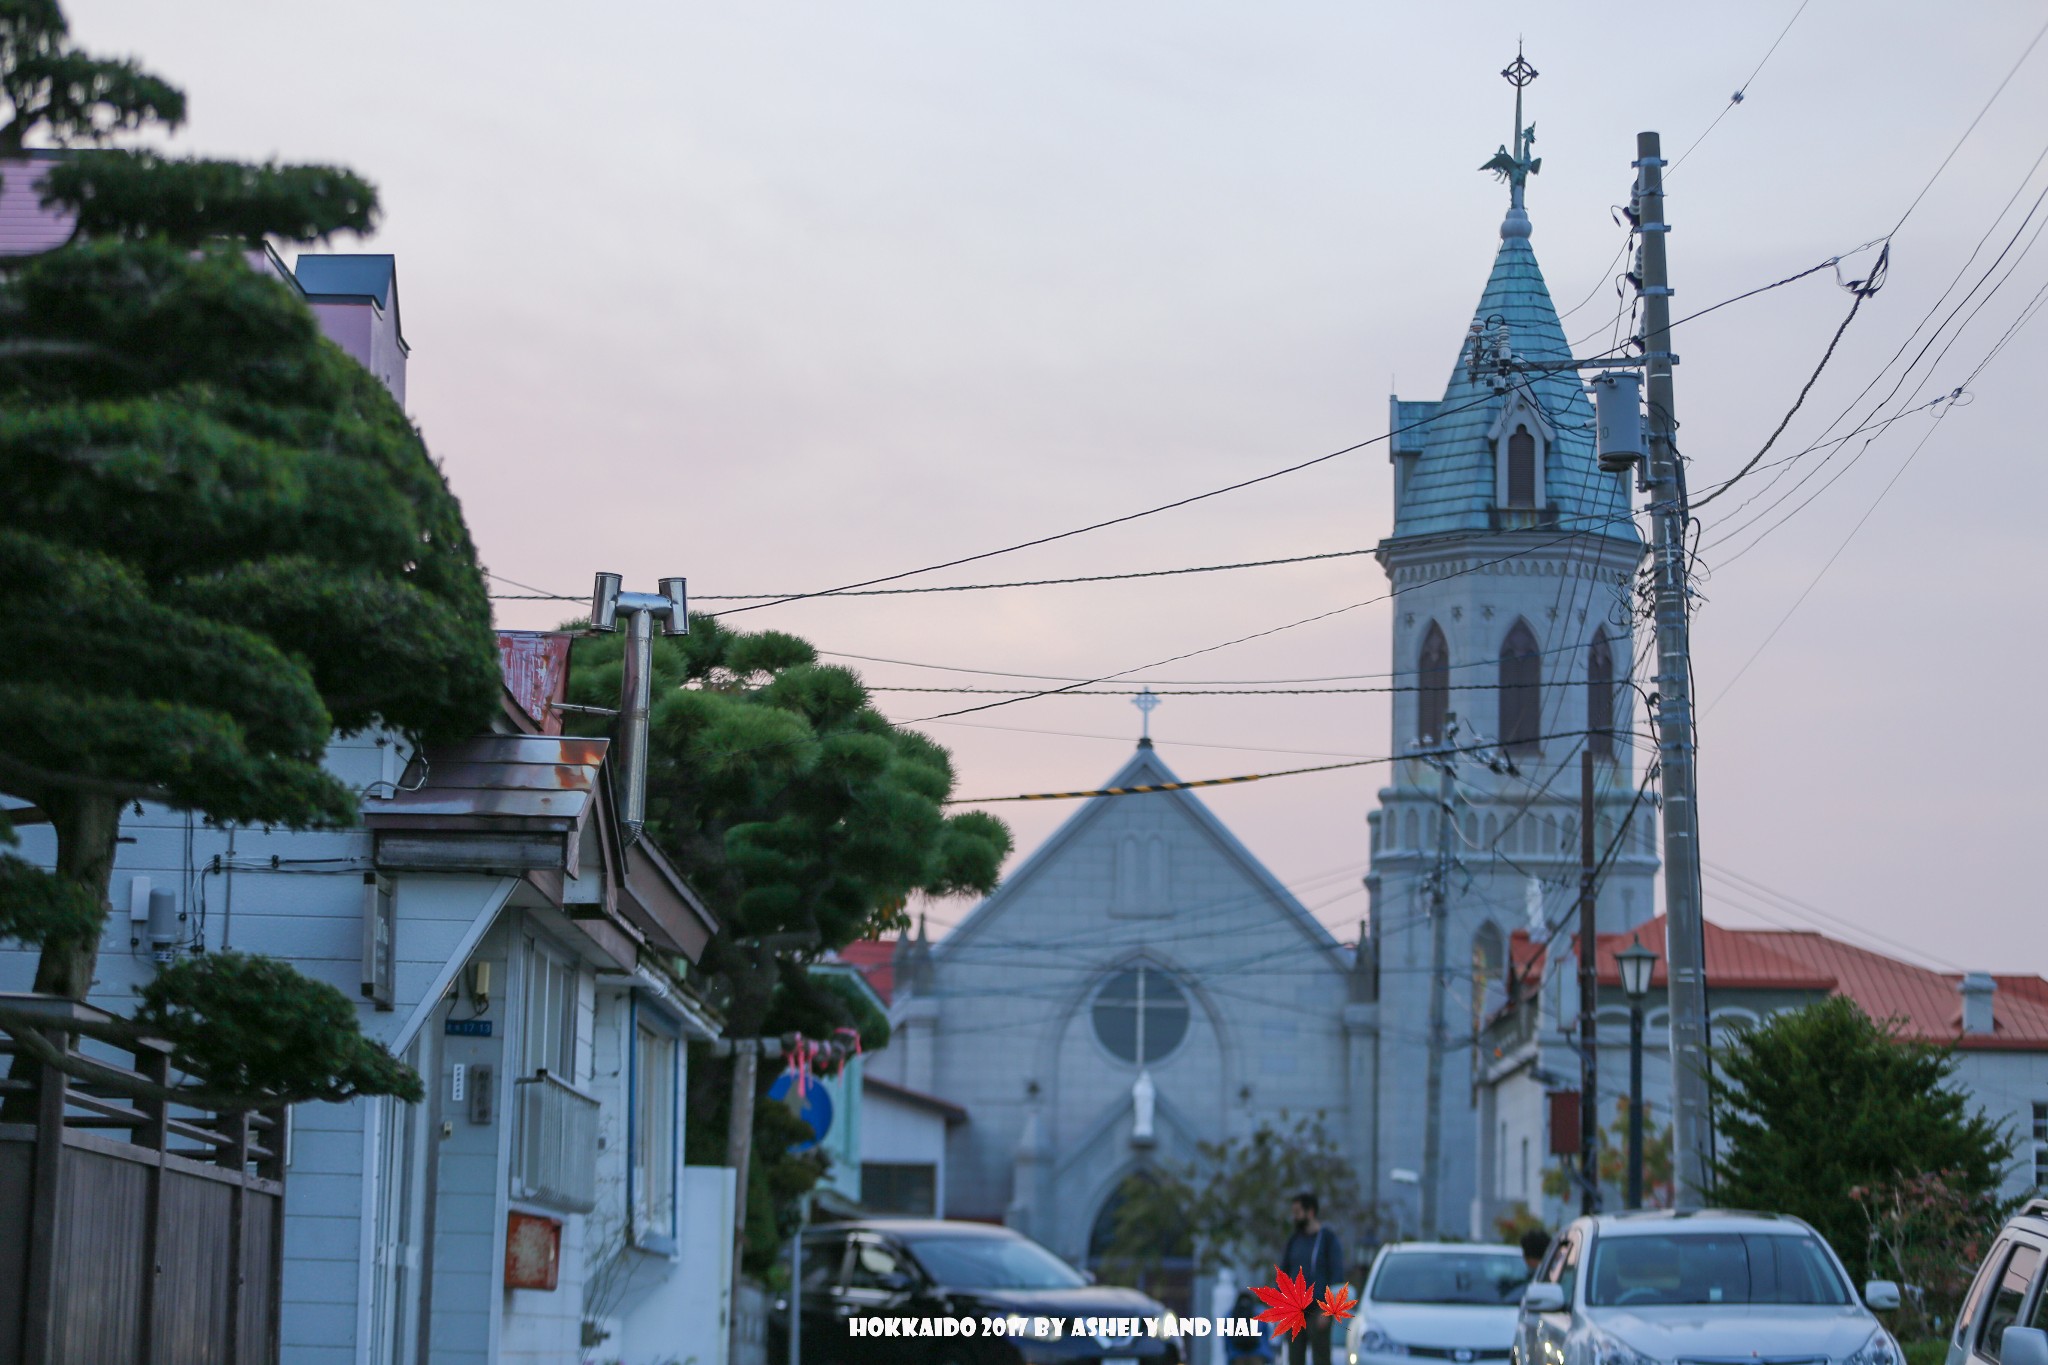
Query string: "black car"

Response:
xmin=769 ymin=1218 xmax=1185 ymax=1365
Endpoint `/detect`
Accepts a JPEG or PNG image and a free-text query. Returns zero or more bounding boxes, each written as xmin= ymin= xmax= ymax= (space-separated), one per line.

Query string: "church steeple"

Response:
xmin=1383 ymin=50 xmax=1635 ymax=547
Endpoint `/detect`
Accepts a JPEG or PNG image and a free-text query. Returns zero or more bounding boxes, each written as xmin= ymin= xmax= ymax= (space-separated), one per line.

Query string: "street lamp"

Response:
xmin=1616 ymin=935 xmax=1659 ymax=1209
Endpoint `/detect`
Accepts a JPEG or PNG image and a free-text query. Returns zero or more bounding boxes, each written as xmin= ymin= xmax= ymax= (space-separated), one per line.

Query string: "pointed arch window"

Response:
xmin=1587 ymin=630 xmax=1616 ymax=759
xmin=1417 ymin=622 xmax=1450 ymax=746
xmin=1506 ymin=426 xmax=1537 ymax=507
xmin=1490 ymin=399 xmax=1553 ymax=511
xmin=1471 ymin=920 xmax=1507 ymax=1034
xmin=1499 ymin=620 xmax=1542 ymax=755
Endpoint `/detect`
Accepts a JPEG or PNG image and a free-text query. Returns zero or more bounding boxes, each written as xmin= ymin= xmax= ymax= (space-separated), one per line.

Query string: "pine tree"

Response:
xmin=567 ymin=616 xmax=1009 ymax=1267
xmin=0 ymin=1 xmax=497 ymax=1101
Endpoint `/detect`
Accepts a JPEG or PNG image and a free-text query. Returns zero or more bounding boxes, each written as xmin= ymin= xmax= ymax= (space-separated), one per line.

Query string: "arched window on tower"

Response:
xmin=1471 ymin=921 xmax=1507 ymax=1035
xmin=1418 ymin=622 xmax=1450 ymax=746
xmin=1506 ymin=425 xmax=1538 ymax=507
xmin=1587 ymin=630 xmax=1616 ymax=759
xmin=1499 ymin=620 xmax=1542 ymax=754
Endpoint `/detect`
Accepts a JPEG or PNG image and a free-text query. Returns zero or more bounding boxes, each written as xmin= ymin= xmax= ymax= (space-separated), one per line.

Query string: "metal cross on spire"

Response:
xmin=1481 ymin=44 xmax=1542 ymax=214
xmin=1132 ymin=687 xmax=1161 ymax=745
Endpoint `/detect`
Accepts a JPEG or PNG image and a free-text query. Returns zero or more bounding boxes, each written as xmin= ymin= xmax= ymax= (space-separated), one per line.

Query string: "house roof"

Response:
xmin=1512 ymin=914 xmax=2048 ymax=1051
xmin=293 ymin=252 xmax=396 ymax=307
xmin=837 ymin=939 xmax=896 ymax=1005
xmin=363 ymin=734 xmax=608 ymax=833
xmin=1386 ymin=199 xmax=1639 ymax=546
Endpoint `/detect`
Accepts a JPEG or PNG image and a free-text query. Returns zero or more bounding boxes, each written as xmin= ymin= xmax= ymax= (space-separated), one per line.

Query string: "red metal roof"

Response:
xmin=497 ymin=632 xmax=573 ymax=735
xmin=1509 ymin=915 xmax=2048 ymax=1050
xmin=837 ymin=939 xmax=895 ymax=1005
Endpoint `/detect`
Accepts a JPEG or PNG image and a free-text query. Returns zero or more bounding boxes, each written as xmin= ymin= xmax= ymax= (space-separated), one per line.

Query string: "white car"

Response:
xmin=1513 ymin=1210 xmax=1903 ymax=1365
xmin=1346 ymin=1241 xmax=1530 ymax=1364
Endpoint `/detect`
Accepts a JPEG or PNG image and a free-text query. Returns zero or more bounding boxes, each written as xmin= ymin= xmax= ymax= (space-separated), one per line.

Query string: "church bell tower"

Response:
xmin=1358 ymin=51 xmax=1659 ymax=1239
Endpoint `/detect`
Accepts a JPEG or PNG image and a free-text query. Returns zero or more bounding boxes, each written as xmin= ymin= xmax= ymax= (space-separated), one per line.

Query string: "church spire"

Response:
xmin=1480 ymin=45 xmax=1542 ymax=240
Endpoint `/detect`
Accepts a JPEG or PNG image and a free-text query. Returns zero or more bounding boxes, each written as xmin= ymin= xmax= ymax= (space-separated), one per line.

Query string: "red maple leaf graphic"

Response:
xmin=1318 ymin=1283 xmax=1358 ymax=1323
xmin=1251 ymin=1266 xmax=1315 ymax=1340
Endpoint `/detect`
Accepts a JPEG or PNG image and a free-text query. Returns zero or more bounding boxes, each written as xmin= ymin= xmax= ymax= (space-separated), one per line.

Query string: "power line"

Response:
xmin=1668 ymin=0 xmax=1813 ymax=172
xmin=942 ymin=728 xmax=1652 ymax=805
xmin=487 ymin=547 xmax=1381 ymax=603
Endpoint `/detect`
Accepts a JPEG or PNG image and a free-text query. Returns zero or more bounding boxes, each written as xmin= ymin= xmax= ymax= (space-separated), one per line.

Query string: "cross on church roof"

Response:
xmin=1481 ymin=44 xmax=1542 ymax=218
xmin=1132 ymin=687 xmax=1160 ymax=746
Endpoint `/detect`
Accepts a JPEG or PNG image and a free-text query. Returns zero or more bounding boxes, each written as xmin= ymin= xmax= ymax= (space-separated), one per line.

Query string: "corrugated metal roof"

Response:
xmin=365 ymin=734 xmax=607 ymax=832
xmin=1387 ymin=219 xmax=1639 ymax=545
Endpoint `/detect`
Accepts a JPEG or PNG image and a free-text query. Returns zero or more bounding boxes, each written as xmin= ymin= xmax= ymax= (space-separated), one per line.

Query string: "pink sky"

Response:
xmin=62 ymin=0 xmax=2048 ymax=975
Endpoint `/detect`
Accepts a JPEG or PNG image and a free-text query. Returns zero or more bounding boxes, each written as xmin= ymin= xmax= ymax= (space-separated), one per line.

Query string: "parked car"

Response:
xmin=769 ymin=1217 xmax=1184 ymax=1365
xmin=1946 ymin=1197 xmax=2048 ymax=1365
xmin=1511 ymin=1209 xmax=1903 ymax=1365
xmin=1345 ymin=1241 xmax=1530 ymax=1363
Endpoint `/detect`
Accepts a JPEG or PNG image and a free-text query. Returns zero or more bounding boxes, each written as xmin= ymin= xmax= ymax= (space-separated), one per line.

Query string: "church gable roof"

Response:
xmin=937 ymin=745 xmax=1347 ymax=969
xmin=1388 ymin=229 xmax=1639 ymax=546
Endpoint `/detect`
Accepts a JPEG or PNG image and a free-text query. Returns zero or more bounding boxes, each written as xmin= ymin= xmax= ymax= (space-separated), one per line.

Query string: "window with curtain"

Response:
xmin=1499 ymin=621 xmax=1542 ymax=754
xmin=1506 ymin=425 xmax=1537 ymax=506
xmin=632 ymin=1019 xmax=678 ymax=1243
xmin=1587 ymin=629 xmax=1615 ymax=759
xmin=1418 ymin=622 xmax=1450 ymax=745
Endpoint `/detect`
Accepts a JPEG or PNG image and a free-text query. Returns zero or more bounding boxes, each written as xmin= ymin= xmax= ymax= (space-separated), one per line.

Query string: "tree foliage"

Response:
xmin=1106 ymin=1113 xmax=1375 ymax=1281
xmin=1853 ymin=1171 xmax=2014 ymax=1341
xmin=0 ymin=0 xmax=500 ymax=1015
xmin=569 ymin=615 xmax=1009 ymax=1273
xmin=135 ymin=952 xmax=425 ymax=1105
xmin=1711 ymin=997 xmax=2013 ymax=1281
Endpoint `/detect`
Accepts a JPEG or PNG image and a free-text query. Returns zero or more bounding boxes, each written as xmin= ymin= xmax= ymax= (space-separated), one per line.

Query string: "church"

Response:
xmin=864 ymin=64 xmax=1661 ymax=1268
xmin=862 ymin=734 xmax=1368 ymax=1302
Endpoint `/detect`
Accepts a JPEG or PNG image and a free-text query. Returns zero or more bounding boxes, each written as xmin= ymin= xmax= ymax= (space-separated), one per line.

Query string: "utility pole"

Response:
xmin=1634 ymin=131 xmax=1712 ymax=1205
xmin=1577 ymin=749 xmax=1600 ymax=1214
xmin=1418 ymin=717 xmax=1458 ymax=1237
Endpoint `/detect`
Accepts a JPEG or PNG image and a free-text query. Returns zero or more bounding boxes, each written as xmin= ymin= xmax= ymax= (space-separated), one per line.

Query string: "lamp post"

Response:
xmin=1616 ymin=936 xmax=1659 ymax=1209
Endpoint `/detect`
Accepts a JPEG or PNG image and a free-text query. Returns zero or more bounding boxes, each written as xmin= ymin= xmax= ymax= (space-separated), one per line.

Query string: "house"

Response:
xmin=1477 ymin=914 xmax=2048 ymax=1226
xmin=0 ymin=181 xmax=744 ymax=1363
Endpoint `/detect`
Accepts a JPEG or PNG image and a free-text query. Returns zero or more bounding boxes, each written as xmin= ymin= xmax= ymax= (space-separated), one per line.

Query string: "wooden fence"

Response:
xmin=0 ymin=994 xmax=287 ymax=1365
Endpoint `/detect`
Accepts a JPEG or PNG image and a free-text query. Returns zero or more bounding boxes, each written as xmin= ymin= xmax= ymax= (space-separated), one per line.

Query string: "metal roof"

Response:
xmin=1387 ymin=214 xmax=1639 ymax=545
xmin=292 ymin=253 xmax=395 ymax=307
xmin=364 ymin=734 xmax=607 ymax=833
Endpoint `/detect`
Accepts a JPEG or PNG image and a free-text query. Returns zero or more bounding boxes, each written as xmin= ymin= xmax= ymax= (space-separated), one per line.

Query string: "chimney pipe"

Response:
xmin=1960 ymin=972 xmax=1996 ymax=1036
xmin=588 ymin=574 xmax=687 ymax=846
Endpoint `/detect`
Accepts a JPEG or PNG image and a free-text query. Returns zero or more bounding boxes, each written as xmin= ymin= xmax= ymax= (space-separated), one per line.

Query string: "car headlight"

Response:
xmin=1589 ymin=1327 xmax=1662 ymax=1365
xmin=1840 ymin=1330 xmax=1900 ymax=1365
xmin=1358 ymin=1325 xmax=1407 ymax=1355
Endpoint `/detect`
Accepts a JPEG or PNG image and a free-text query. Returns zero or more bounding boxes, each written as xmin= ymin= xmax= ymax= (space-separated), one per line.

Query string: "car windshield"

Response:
xmin=1586 ymin=1232 xmax=1850 ymax=1308
xmin=1371 ymin=1251 xmax=1530 ymax=1305
xmin=906 ymin=1236 xmax=1089 ymax=1290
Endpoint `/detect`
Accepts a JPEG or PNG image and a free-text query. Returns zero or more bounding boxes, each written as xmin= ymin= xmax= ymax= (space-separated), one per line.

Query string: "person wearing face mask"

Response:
xmin=1278 ymin=1192 xmax=1342 ymax=1365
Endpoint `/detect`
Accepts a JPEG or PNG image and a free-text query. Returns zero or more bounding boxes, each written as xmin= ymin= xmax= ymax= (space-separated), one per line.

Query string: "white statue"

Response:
xmin=1131 ymin=1070 xmax=1156 ymax=1143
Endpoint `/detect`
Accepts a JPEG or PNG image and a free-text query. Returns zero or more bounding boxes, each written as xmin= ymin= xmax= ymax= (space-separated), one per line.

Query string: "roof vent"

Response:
xmin=1960 ymin=972 xmax=1996 ymax=1035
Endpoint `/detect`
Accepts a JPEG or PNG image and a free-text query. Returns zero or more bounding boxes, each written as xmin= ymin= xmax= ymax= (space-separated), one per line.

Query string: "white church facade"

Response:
xmin=863 ymin=741 xmax=1369 ymax=1299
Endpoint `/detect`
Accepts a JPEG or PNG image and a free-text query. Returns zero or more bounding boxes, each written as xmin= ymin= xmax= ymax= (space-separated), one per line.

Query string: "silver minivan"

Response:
xmin=1513 ymin=1209 xmax=1903 ymax=1365
xmin=1946 ymin=1198 xmax=2048 ymax=1365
